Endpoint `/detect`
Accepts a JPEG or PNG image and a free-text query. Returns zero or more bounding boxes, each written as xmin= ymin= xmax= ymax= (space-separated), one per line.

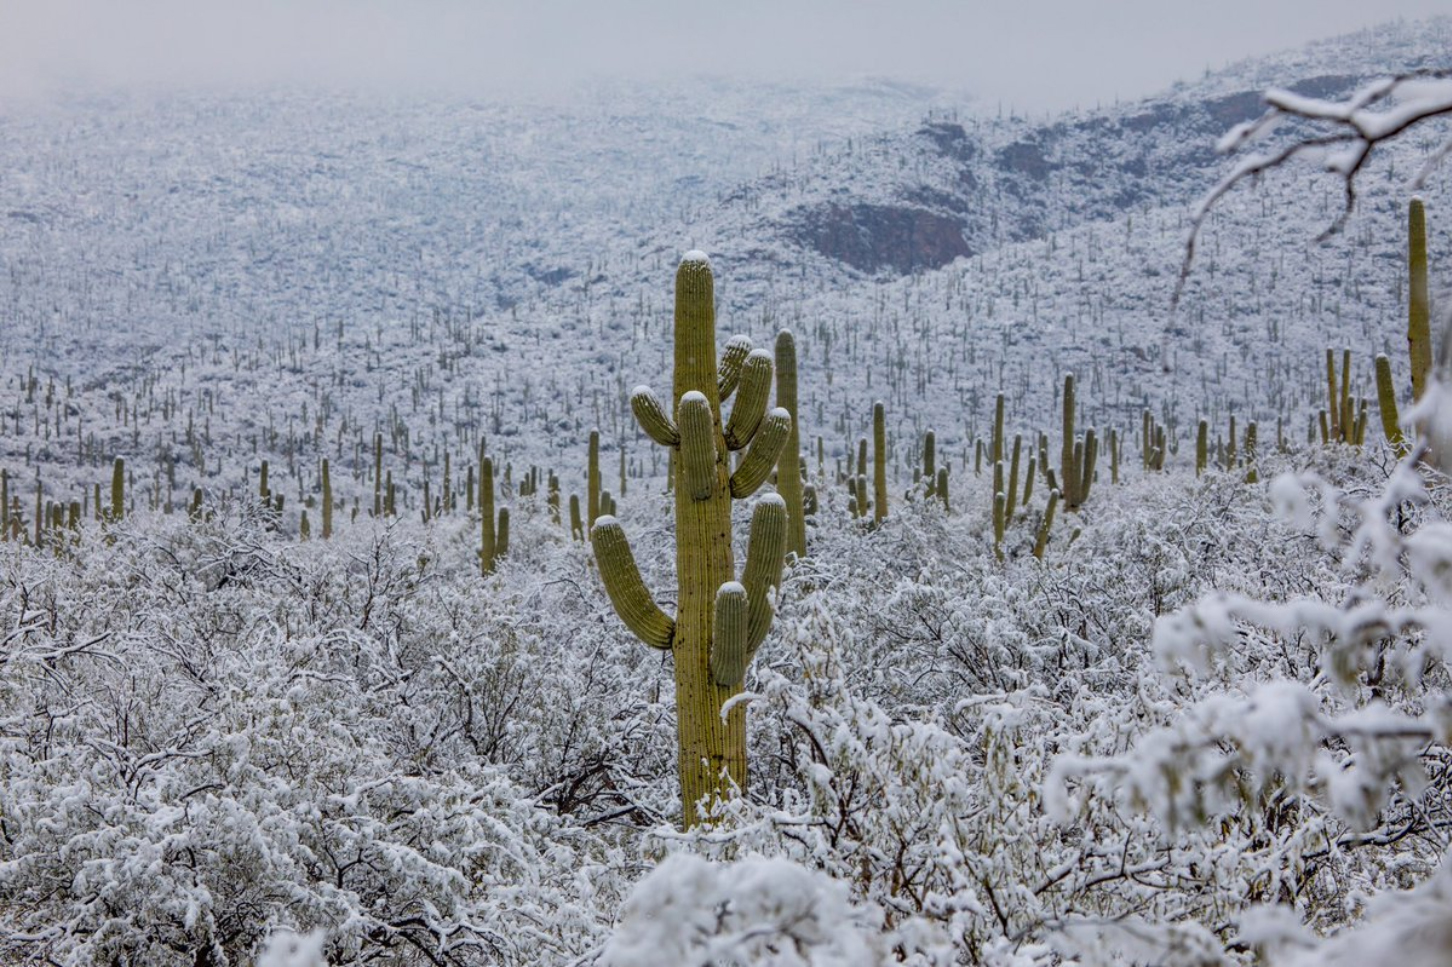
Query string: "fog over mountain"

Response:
xmin=2 ymin=0 xmax=1447 ymax=111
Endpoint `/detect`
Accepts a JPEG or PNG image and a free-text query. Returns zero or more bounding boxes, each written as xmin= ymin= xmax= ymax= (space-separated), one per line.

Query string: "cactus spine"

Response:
xmin=593 ymin=254 xmax=790 ymax=828
xmin=1409 ymin=197 xmax=1432 ymax=401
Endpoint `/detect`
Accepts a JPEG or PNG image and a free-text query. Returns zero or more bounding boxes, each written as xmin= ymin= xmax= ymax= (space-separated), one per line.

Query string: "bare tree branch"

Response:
xmin=1174 ymin=68 xmax=1452 ymax=307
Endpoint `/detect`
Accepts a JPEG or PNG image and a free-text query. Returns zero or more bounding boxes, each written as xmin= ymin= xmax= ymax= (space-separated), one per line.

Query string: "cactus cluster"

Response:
xmin=1060 ymin=374 xmax=1098 ymax=510
xmin=1320 ymin=349 xmax=1368 ymax=446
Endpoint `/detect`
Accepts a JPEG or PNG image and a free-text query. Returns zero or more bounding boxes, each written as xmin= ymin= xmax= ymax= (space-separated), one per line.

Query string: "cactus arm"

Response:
xmin=741 ymin=494 xmax=787 ymax=661
xmin=632 ymin=385 xmax=680 ymax=447
xmin=679 ymin=392 xmax=717 ymax=500
xmin=717 ymin=335 xmax=754 ymax=400
xmin=710 ymin=582 xmax=749 ymax=686
xmin=1033 ymin=489 xmax=1060 ymax=559
xmin=723 ymin=350 xmax=773 ymax=451
xmin=935 ymin=467 xmax=949 ymax=512
xmin=729 ymin=408 xmax=791 ymax=499
xmin=592 ymin=516 xmax=676 ymax=649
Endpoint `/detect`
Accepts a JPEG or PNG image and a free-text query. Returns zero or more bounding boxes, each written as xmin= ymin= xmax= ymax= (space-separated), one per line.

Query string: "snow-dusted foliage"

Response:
xmin=1047 ymin=398 xmax=1452 ymax=962
xmin=1 ymin=17 xmax=1451 ymax=967
xmin=0 ymin=415 xmax=1446 ymax=965
xmin=0 ymin=505 xmax=641 ymax=965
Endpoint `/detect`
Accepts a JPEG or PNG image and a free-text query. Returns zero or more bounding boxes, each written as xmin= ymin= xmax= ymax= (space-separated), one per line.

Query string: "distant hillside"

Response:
xmin=700 ymin=16 xmax=1452 ymax=277
xmin=0 ymin=19 xmax=1447 ymax=516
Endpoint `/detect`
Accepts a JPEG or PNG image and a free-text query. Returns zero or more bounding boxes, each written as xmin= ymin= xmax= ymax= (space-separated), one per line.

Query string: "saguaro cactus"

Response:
xmin=320 ymin=458 xmax=333 ymax=539
xmin=594 ymin=253 xmax=791 ymax=828
xmin=872 ymin=401 xmax=888 ymax=524
xmin=1060 ymin=374 xmax=1080 ymax=509
xmin=479 ymin=456 xmax=509 ymax=575
xmin=110 ymin=457 xmax=125 ymax=522
xmin=1409 ymin=197 xmax=1432 ymax=401
xmin=1375 ymin=354 xmax=1406 ymax=455
xmin=774 ymin=330 xmax=807 ymax=558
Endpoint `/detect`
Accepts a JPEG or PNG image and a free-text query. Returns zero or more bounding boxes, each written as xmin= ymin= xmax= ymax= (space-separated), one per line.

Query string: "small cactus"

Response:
xmin=1375 ymin=354 xmax=1406 ymax=455
xmin=110 ymin=457 xmax=125 ymax=522
xmin=872 ymin=401 xmax=887 ymax=524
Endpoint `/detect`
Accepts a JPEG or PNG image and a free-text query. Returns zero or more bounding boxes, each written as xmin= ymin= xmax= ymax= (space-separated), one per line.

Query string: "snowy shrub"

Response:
xmin=596 ymin=854 xmax=888 ymax=967
xmin=1050 ymin=399 xmax=1452 ymax=960
xmin=0 ymin=416 xmax=1442 ymax=967
xmin=0 ymin=510 xmax=631 ymax=965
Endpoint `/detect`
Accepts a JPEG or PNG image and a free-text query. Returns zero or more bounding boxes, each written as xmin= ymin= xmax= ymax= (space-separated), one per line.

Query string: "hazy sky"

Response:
xmin=0 ymin=0 xmax=1446 ymax=111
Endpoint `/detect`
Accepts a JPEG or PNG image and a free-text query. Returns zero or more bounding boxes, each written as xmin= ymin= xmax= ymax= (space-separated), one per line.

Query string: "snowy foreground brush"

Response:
xmin=0 ymin=397 xmax=1448 ymax=964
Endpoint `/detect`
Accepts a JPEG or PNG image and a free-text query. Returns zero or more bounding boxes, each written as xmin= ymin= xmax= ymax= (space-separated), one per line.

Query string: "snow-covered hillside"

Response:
xmin=0 ymin=21 xmax=1448 ymax=521
xmin=1 ymin=16 xmax=1451 ymax=967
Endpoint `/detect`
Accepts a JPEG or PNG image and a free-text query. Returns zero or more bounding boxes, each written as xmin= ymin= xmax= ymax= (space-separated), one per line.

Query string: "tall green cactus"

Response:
xmin=1196 ymin=419 xmax=1208 ymax=477
xmin=321 ymin=458 xmax=333 ymax=539
xmin=110 ymin=457 xmax=125 ymax=522
xmin=1060 ymin=374 xmax=1080 ymax=509
xmin=1375 ymin=353 xmax=1406 ymax=455
xmin=774 ymin=330 xmax=807 ymax=558
xmin=594 ymin=253 xmax=791 ymax=828
xmin=587 ymin=430 xmax=601 ymax=534
xmin=1409 ymin=197 xmax=1432 ymax=401
xmin=872 ymin=401 xmax=887 ymax=524
xmin=479 ymin=456 xmax=509 ymax=575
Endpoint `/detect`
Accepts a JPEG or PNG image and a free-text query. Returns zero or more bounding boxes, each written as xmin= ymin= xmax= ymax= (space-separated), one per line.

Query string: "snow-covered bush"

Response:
xmin=1049 ymin=392 xmax=1452 ymax=961
xmin=0 ymin=508 xmax=637 ymax=965
xmin=0 ymin=415 xmax=1443 ymax=966
xmin=597 ymin=854 xmax=888 ymax=967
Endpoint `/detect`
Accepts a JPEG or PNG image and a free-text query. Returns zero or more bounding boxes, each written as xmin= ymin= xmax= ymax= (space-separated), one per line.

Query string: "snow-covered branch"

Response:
xmin=1176 ymin=68 xmax=1452 ymax=304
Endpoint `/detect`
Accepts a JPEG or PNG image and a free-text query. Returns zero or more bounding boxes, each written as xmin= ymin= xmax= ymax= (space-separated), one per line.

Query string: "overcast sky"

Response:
xmin=0 ymin=0 xmax=1445 ymax=111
